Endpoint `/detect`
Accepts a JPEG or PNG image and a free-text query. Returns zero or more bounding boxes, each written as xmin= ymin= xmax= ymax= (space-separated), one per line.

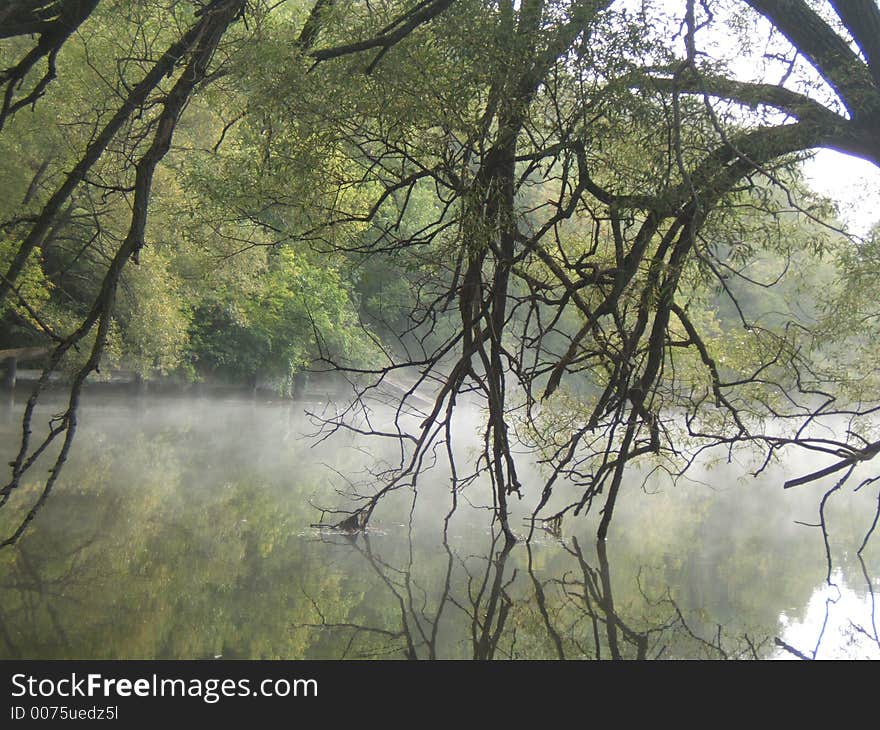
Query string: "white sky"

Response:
xmin=599 ymin=1 xmax=880 ymax=237
xmin=683 ymin=0 xmax=880 ymax=239
xmin=803 ymin=150 xmax=880 ymax=237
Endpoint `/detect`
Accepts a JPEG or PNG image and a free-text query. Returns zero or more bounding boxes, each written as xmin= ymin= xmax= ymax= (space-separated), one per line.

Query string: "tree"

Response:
xmin=0 ymin=0 xmax=250 ymax=545
xmin=1 ymin=0 xmax=879 ymax=549
xmin=300 ymin=0 xmax=880 ymax=544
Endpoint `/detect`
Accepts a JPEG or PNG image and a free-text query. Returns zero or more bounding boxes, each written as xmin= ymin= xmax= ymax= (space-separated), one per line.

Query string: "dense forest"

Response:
xmin=1 ymin=0 xmax=879 ymax=547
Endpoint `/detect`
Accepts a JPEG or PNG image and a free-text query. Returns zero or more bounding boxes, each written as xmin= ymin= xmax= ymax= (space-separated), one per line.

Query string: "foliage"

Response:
xmin=1 ymin=0 xmax=880 ymax=550
xmin=190 ymin=246 xmax=375 ymax=389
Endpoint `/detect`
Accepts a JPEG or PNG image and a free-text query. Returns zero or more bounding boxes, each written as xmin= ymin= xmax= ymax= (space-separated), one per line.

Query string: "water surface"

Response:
xmin=0 ymin=393 xmax=877 ymax=659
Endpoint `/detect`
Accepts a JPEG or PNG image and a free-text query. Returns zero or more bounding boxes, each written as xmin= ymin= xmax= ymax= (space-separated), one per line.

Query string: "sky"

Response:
xmin=802 ymin=150 xmax=880 ymax=237
xmin=601 ymin=1 xmax=880 ymax=238
xmin=678 ymin=0 xmax=880 ymax=240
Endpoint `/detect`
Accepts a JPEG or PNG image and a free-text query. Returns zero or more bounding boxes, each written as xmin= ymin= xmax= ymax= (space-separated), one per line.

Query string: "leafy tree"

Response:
xmin=0 ymin=0 xmax=879 ymax=550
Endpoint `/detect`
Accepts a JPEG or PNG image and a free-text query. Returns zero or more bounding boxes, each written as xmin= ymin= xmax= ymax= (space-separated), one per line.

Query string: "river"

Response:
xmin=0 ymin=392 xmax=877 ymax=659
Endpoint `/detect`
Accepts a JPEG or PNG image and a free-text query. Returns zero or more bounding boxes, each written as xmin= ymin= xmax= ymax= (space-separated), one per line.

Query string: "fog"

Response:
xmin=0 ymin=392 xmax=877 ymax=659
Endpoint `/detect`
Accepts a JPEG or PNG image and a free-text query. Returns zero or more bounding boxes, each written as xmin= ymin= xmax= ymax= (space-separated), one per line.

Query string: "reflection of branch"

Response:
xmin=853 ymin=553 xmax=879 ymax=654
xmin=526 ymin=544 xmax=565 ymax=659
xmin=303 ymin=519 xmax=519 ymax=659
xmin=469 ymin=535 xmax=515 ymax=660
xmin=292 ymin=609 xmax=407 ymax=660
xmin=857 ymin=477 xmax=880 ymax=556
xmin=0 ymin=605 xmax=21 ymax=658
xmin=0 ymin=526 xmax=101 ymax=655
xmin=773 ymin=637 xmax=811 ymax=660
xmin=563 ymin=537 xmax=651 ymax=659
xmin=294 ymin=537 xmax=415 ymax=659
xmin=776 ymin=554 xmax=879 ymax=660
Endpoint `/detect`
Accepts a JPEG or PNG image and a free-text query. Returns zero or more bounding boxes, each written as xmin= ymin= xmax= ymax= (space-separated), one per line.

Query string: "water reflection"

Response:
xmin=295 ymin=529 xmax=516 ymax=660
xmin=298 ymin=525 xmax=777 ymax=659
xmin=775 ymin=561 xmax=879 ymax=659
xmin=0 ymin=394 xmax=877 ymax=659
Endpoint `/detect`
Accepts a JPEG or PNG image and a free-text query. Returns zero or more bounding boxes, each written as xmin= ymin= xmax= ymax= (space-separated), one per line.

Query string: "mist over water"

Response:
xmin=0 ymin=392 xmax=877 ymax=659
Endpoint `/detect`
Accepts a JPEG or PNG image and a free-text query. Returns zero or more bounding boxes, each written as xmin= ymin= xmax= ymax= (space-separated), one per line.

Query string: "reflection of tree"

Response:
xmin=453 ymin=534 xmax=515 ymax=660
xmin=296 ymin=515 xmax=778 ymax=660
xmin=546 ymin=537 xmax=776 ymax=659
xmin=294 ymin=526 xmax=516 ymax=660
xmin=526 ymin=542 xmax=565 ymax=659
xmin=1 ymin=397 xmax=874 ymax=660
xmin=0 ymin=401 xmax=340 ymax=659
xmin=0 ymin=531 xmax=101 ymax=657
xmin=774 ymin=554 xmax=879 ymax=660
xmin=553 ymin=538 xmax=653 ymax=659
xmin=854 ymin=556 xmax=880 ymax=656
xmin=295 ymin=530 xmax=430 ymax=659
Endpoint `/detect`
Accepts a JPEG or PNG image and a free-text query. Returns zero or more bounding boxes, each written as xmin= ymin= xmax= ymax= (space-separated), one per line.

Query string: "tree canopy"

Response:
xmin=1 ymin=0 xmax=879 ymax=548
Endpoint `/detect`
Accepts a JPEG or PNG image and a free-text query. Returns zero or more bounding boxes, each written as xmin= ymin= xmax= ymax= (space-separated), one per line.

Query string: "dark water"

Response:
xmin=0 ymin=393 xmax=877 ymax=659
